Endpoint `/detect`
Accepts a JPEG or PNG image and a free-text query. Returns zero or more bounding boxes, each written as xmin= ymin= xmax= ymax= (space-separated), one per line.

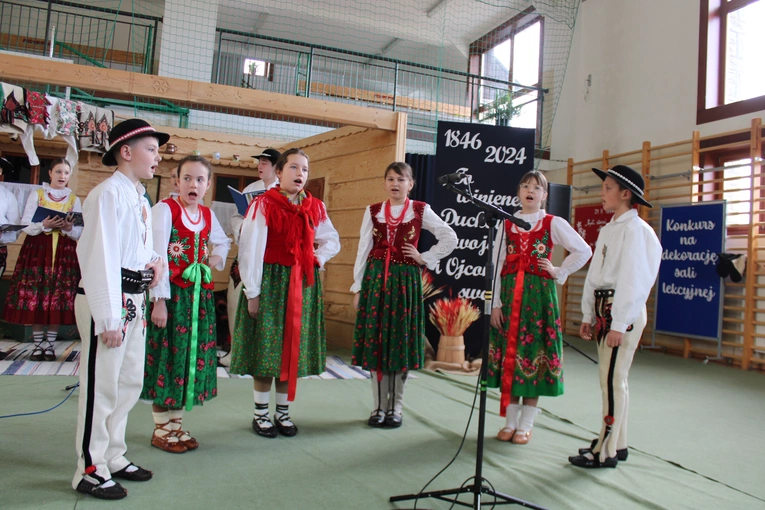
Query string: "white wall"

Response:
xmin=550 ymin=0 xmax=765 ymax=162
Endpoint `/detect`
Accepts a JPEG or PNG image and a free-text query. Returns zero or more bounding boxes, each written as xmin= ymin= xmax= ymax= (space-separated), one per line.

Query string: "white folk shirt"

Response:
xmin=239 ymin=198 xmax=340 ymax=300
xmin=581 ymin=209 xmax=661 ymax=333
xmin=0 ymin=185 xmax=20 ymax=245
xmin=150 ymin=199 xmax=232 ymax=301
xmin=230 ymin=178 xmax=279 ymax=245
xmin=77 ymin=171 xmax=161 ymax=335
xmin=21 ymin=183 xmax=83 ymax=240
xmin=351 ymin=202 xmax=458 ymax=293
xmin=491 ymin=209 xmax=591 ymax=308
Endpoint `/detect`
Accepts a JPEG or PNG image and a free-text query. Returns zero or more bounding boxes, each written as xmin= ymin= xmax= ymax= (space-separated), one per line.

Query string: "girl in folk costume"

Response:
xmin=4 ymin=158 xmax=82 ymax=361
xmin=231 ymin=148 xmax=340 ymax=438
xmin=488 ymin=171 xmax=591 ymax=444
xmin=352 ymin=162 xmax=458 ymax=428
xmin=141 ymin=156 xmax=231 ymax=453
xmin=221 ymin=148 xmax=280 ymax=368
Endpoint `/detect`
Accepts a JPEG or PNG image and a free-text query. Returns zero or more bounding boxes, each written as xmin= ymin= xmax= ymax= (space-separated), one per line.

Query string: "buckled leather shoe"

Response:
xmin=274 ymin=417 xmax=298 ymax=437
xmin=578 ymin=438 xmax=628 ymax=461
xmin=112 ymin=463 xmax=152 ymax=482
xmin=368 ymin=409 xmax=385 ymax=428
xmin=252 ymin=417 xmax=278 ymax=438
xmin=384 ymin=410 xmax=402 ymax=428
xmin=568 ymin=453 xmax=618 ymax=469
xmin=76 ymin=478 xmax=127 ymax=500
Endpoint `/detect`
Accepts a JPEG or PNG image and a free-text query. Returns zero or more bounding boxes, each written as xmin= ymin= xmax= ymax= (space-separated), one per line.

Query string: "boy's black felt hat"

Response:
xmin=102 ymin=119 xmax=170 ymax=167
xmin=592 ymin=165 xmax=652 ymax=207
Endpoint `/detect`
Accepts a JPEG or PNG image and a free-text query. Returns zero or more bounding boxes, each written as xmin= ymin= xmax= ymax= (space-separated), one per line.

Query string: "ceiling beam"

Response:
xmin=0 ymin=53 xmax=399 ymax=131
xmin=427 ymin=0 xmax=455 ymax=18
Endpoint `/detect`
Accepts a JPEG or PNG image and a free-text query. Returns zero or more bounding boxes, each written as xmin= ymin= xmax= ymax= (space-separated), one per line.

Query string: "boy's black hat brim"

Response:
xmin=102 ymin=121 xmax=170 ymax=167
xmin=592 ymin=167 xmax=652 ymax=208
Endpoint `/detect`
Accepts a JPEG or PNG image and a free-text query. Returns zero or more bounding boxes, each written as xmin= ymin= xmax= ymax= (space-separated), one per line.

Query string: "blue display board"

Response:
xmin=655 ymin=202 xmax=725 ymax=341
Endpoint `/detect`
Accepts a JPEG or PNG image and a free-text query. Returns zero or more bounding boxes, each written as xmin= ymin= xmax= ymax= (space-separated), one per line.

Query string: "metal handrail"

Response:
xmin=216 ymin=28 xmax=547 ymax=93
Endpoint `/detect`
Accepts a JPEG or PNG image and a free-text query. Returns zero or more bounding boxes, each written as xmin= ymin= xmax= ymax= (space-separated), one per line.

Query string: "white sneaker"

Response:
xmin=218 ymin=351 xmax=231 ymax=367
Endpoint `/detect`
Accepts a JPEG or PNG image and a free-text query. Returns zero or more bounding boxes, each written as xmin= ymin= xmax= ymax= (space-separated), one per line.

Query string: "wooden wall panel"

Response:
xmin=333 ymin=238 xmax=361 ymax=266
xmin=328 ymin=181 xmax=388 ymax=211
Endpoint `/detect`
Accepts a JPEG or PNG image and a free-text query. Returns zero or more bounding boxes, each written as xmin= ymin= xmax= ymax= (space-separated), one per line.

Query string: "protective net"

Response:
xmin=0 ymin=0 xmax=580 ymax=154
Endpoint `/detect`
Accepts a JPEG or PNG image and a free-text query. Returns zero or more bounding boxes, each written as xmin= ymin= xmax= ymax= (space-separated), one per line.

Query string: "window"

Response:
xmin=242 ymin=58 xmax=274 ymax=86
xmin=469 ymin=9 xmax=543 ymax=137
xmin=698 ymin=0 xmax=765 ymax=123
xmin=0 ymin=152 xmax=53 ymax=185
xmin=721 ymin=158 xmax=752 ymax=226
xmin=698 ymin=138 xmax=765 ymax=234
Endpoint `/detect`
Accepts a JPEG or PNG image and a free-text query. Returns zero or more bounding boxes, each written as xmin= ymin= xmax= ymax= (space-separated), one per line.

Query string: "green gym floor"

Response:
xmin=1 ymin=337 xmax=764 ymax=510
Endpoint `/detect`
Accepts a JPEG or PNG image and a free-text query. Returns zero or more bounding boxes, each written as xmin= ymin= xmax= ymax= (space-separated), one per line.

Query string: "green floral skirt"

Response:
xmin=487 ymin=272 xmax=564 ymax=398
xmin=141 ymin=285 xmax=218 ymax=408
xmin=230 ymin=263 xmax=326 ymax=378
xmin=352 ymin=259 xmax=424 ymax=372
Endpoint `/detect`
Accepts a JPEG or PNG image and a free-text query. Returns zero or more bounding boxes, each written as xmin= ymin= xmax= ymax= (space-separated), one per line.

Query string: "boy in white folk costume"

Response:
xmin=569 ymin=165 xmax=661 ymax=469
xmin=221 ymin=148 xmax=280 ymax=368
xmin=72 ymin=119 xmax=167 ymax=499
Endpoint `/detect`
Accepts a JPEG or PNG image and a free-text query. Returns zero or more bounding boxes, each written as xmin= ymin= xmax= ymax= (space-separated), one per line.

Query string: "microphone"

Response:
xmin=437 ymin=172 xmax=463 ymax=185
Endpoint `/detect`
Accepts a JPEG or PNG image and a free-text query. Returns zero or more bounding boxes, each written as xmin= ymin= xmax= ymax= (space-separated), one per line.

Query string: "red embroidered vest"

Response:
xmin=260 ymin=189 xmax=326 ymax=283
xmin=163 ymin=198 xmax=214 ymax=290
xmin=500 ymin=214 xmax=554 ymax=278
xmin=368 ymin=201 xmax=425 ymax=266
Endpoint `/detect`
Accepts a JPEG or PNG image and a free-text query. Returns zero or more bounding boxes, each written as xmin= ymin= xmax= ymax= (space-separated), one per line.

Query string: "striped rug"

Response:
xmin=0 ymin=341 xmax=370 ymax=380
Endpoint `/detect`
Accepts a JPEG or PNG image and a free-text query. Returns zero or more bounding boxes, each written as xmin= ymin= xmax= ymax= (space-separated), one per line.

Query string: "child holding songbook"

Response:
xmin=488 ymin=170 xmax=591 ymax=445
xmin=231 ymin=148 xmax=339 ymax=438
xmin=4 ymin=158 xmax=82 ymax=362
xmin=142 ymin=155 xmax=231 ymax=453
xmin=351 ymin=162 xmax=458 ymax=428
xmin=568 ymin=165 xmax=660 ymax=469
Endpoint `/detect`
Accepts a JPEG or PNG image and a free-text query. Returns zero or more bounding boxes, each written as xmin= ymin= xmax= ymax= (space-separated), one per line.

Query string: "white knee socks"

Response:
xmin=505 ymin=404 xmax=521 ymax=430
xmin=518 ymin=405 xmax=540 ymax=433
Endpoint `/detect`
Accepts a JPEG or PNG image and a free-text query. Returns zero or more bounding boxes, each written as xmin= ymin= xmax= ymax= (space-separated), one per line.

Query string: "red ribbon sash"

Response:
xmin=499 ymin=253 xmax=527 ymax=417
xmin=280 ymin=261 xmax=303 ymax=402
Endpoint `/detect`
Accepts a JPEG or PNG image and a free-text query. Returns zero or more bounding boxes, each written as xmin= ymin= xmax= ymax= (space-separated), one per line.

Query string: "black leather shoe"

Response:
xmin=43 ymin=347 xmax=56 ymax=362
xmin=112 ymin=463 xmax=152 ymax=482
xmin=384 ymin=410 xmax=402 ymax=428
xmin=30 ymin=347 xmax=44 ymax=362
xmin=76 ymin=478 xmax=128 ymax=500
xmin=368 ymin=410 xmax=385 ymax=428
xmin=578 ymin=439 xmax=628 ymax=461
xmin=568 ymin=453 xmax=618 ymax=469
xmin=275 ymin=417 xmax=298 ymax=437
xmin=252 ymin=417 xmax=277 ymax=438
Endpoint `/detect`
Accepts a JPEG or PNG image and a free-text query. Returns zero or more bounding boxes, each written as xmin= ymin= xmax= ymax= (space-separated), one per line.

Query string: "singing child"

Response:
xmin=352 ymin=161 xmax=457 ymax=428
xmin=142 ymin=155 xmax=231 ymax=453
xmin=231 ymin=148 xmax=340 ymax=438
xmin=73 ymin=119 xmax=167 ymax=499
xmin=4 ymin=158 xmax=82 ymax=361
xmin=488 ymin=170 xmax=591 ymax=445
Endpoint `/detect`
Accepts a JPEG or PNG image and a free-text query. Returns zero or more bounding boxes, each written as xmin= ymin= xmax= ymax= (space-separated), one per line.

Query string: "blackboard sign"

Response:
xmin=430 ymin=121 xmax=535 ymax=356
xmin=655 ymin=202 xmax=725 ymax=341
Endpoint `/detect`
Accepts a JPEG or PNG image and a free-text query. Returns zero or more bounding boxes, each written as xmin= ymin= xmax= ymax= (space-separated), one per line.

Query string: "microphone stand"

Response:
xmin=390 ymin=181 xmax=546 ymax=510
